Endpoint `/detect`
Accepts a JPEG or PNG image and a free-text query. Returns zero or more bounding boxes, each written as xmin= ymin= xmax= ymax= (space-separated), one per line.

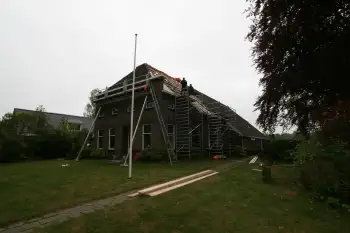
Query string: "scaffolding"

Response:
xmin=175 ymin=93 xmax=191 ymax=159
xmin=205 ymin=101 xmax=237 ymax=157
xmin=208 ymin=114 xmax=223 ymax=155
xmin=163 ymin=77 xmax=206 ymax=159
xmin=189 ymin=94 xmax=204 ymax=157
xmin=162 ymin=76 xmax=241 ymax=158
xmin=93 ymin=68 xmax=240 ymax=160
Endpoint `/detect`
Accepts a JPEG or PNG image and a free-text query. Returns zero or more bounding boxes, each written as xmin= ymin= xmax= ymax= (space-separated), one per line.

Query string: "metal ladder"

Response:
xmin=149 ymin=82 xmax=175 ymax=164
xmin=175 ymin=93 xmax=191 ymax=159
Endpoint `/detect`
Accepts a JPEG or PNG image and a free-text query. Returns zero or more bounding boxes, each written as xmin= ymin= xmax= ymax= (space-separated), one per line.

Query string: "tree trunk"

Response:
xmin=262 ymin=164 xmax=272 ymax=183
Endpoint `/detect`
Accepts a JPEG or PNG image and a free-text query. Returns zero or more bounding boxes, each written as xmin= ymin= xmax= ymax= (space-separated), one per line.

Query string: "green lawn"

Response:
xmin=0 ymin=159 xmax=224 ymax=227
xmin=38 ymin=164 xmax=350 ymax=233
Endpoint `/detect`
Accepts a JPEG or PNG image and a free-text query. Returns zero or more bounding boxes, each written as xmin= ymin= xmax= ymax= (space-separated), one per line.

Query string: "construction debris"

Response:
xmin=249 ymin=156 xmax=258 ymax=164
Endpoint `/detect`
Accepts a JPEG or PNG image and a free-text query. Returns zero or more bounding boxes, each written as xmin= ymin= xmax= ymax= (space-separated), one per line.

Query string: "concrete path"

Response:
xmin=0 ymin=160 xmax=242 ymax=233
xmin=0 ymin=193 xmax=129 ymax=233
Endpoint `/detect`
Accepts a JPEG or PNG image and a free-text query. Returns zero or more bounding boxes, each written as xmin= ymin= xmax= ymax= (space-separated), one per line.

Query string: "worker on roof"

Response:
xmin=181 ymin=77 xmax=187 ymax=94
xmin=188 ymin=84 xmax=195 ymax=95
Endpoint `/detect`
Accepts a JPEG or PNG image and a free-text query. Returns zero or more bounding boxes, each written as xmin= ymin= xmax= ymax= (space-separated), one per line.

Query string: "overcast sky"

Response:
xmin=0 ymin=0 xmax=263 ymax=129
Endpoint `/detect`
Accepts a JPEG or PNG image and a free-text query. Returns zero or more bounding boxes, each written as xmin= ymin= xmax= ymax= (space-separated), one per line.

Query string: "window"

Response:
xmin=112 ymin=108 xmax=119 ymax=115
xmin=97 ymin=129 xmax=104 ymax=149
xmin=146 ymin=101 xmax=155 ymax=109
xmin=167 ymin=125 xmax=175 ymax=148
xmin=142 ymin=124 xmax=152 ymax=149
xmin=127 ymin=106 xmax=135 ymax=113
xmin=109 ymin=128 xmax=116 ymax=149
xmin=167 ymin=124 xmax=174 ymax=134
xmin=168 ymin=104 xmax=175 ymax=110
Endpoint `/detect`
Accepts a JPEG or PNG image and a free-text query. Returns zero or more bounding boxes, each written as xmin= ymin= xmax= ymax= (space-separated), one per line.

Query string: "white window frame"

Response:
xmin=97 ymin=129 xmax=104 ymax=149
xmin=142 ymin=124 xmax=152 ymax=149
xmin=168 ymin=104 xmax=175 ymax=110
xmin=167 ymin=124 xmax=175 ymax=149
xmin=146 ymin=101 xmax=155 ymax=109
xmin=111 ymin=108 xmax=119 ymax=116
xmin=108 ymin=128 xmax=116 ymax=150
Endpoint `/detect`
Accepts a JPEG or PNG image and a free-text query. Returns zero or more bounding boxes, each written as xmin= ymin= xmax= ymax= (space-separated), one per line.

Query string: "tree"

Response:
xmin=246 ymin=0 xmax=350 ymax=135
xmin=33 ymin=105 xmax=49 ymax=131
xmin=0 ymin=111 xmax=49 ymax=137
xmin=0 ymin=113 xmax=37 ymax=136
xmin=35 ymin=105 xmax=46 ymax=112
xmin=84 ymin=88 xmax=101 ymax=118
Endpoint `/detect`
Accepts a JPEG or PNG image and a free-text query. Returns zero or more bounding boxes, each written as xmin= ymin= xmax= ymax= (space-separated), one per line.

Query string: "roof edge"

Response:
xmin=13 ymin=108 xmax=89 ymax=119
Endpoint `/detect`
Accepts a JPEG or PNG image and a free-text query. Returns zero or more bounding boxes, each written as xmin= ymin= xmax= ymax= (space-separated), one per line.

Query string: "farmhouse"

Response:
xmin=93 ymin=64 xmax=267 ymax=159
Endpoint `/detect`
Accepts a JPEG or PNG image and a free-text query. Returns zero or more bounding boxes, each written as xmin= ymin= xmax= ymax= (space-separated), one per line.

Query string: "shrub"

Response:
xmin=0 ymin=136 xmax=25 ymax=162
xmin=0 ymin=111 xmax=90 ymax=162
xmin=25 ymin=131 xmax=72 ymax=159
xmin=293 ymin=139 xmax=350 ymax=203
xmin=264 ymin=139 xmax=298 ymax=162
xmin=90 ymin=148 xmax=106 ymax=159
xmin=231 ymin=146 xmax=247 ymax=157
xmin=139 ymin=147 xmax=167 ymax=162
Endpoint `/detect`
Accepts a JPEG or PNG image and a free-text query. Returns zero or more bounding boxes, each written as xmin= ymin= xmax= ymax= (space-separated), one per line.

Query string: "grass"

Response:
xmin=38 ymin=164 xmax=350 ymax=233
xmin=0 ymin=159 xmax=225 ymax=227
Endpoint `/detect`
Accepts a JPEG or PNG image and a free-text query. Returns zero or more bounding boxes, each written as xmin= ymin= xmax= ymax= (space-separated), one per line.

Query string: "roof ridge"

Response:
xmin=144 ymin=63 xmax=175 ymax=79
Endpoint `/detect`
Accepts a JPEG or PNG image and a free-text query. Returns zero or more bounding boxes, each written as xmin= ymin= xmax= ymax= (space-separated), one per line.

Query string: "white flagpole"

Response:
xmin=129 ymin=33 xmax=138 ymax=179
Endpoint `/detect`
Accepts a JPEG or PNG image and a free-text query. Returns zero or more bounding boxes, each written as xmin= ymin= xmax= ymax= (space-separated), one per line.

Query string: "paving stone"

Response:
xmin=42 ymin=212 xmax=57 ymax=219
xmin=19 ymin=222 xmax=40 ymax=231
xmin=53 ymin=214 xmax=69 ymax=224
xmin=111 ymin=196 xmax=127 ymax=205
xmin=27 ymin=217 xmax=41 ymax=224
xmin=21 ymin=229 xmax=34 ymax=233
xmin=38 ymin=216 xmax=57 ymax=225
xmin=80 ymin=206 xmax=95 ymax=214
xmin=91 ymin=205 xmax=105 ymax=211
xmin=67 ymin=208 xmax=82 ymax=218
xmin=1 ymin=227 xmax=21 ymax=233
xmin=56 ymin=210 xmax=70 ymax=216
xmin=93 ymin=199 xmax=111 ymax=207
xmin=7 ymin=222 xmax=24 ymax=229
xmin=21 ymin=230 xmax=33 ymax=233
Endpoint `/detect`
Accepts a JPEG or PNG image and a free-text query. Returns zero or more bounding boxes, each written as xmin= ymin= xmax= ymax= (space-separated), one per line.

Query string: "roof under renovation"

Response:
xmin=96 ymin=63 xmax=266 ymax=139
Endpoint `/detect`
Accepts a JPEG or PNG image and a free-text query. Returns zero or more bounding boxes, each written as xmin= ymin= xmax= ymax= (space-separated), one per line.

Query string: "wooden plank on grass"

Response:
xmin=127 ymin=192 xmax=140 ymax=198
xmin=249 ymin=156 xmax=258 ymax=164
xmin=138 ymin=170 xmax=214 ymax=195
xmin=147 ymin=172 xmax=219 ymax=197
